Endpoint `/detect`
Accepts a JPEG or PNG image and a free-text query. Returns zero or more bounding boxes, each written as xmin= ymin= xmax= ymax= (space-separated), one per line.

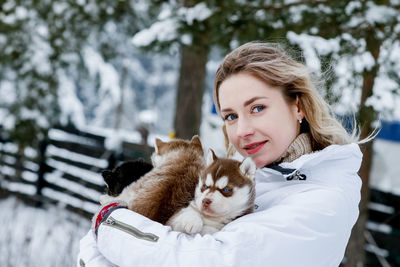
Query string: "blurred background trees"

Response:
xmin=1 ymin=0 xmax=399 ymax=266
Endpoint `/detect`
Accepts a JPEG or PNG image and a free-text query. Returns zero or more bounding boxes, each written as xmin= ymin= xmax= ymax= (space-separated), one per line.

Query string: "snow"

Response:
xmin=132 ymin=18 xmax=178 ymax=47
xmin=48 ymin=128 xmax=100 ymax=147
xmin=14 ymin=6 xmax=28 ymax=20
xmin=365 ymin=2 xmax=398 ymax=25
xmin=287 ymin=32 xmax=341 ymax=73
xmin=287 ymin=29 xmax=400 ymax=120
xmin=1 ymin=181 xmax=36 ymax=195
xmin=132 ymin=2 xmax=211 ymax=47
xmin=58 ymin=70 xmax=87 ymax=128
xmin=46 ymin=158 xmax=104 ymax=186
xmin=370 ymin=139 xmax=400 ymax=195
xmin=139 ymin=109 xmax=158 ymax=124
xmin=180 ymin=33 xmax=192 ymax=45
xmin=345 ymin=1 xmax=362 ymax=15
xmin=353 ymin=51 xmax=375 ymax=72
xmin=177 ymin=2 xmax=212 ymax=26
xmin=83 ymin=47 xmax=122 ymax=126
xmin=366 ymin=76 xmax=399 ymax=117
xmin=46 ymin=144 xmax=108 ymax=169
xmin=20 ymin=107 xmax=49 ymax=129
xmin=0 ymin=142 xmax=18 ymax=154
xmin=0 ymin=195 xmax=90 ymax=267
xmin=22 ymin=171 xmax=37 ymax=182
xmin=104 ymin=133 xmax=124 ymax=151
xmin=0 ymin=165 xmax=16 ymax=177
xmin=31 ymin=30 xmax=53 ymax=75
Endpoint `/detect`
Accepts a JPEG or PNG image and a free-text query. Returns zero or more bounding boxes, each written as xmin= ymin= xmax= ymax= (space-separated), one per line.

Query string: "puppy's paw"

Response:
xmin=201 ymin=225 xmax=219 ymax=235
xmin=168 ymin=206 xmax=203 ymax=234
xmin=182 ymin=214 xmax=203 ymax=234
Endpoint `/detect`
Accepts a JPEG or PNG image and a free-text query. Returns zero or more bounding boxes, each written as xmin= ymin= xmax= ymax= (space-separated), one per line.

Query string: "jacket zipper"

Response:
xmin=103 ymin=216 xmax=159 ymax=242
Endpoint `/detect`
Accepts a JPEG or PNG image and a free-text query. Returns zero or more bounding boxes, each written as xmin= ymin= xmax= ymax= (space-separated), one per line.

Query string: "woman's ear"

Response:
xmin=295 ymin=95 xmax=304 ymax=121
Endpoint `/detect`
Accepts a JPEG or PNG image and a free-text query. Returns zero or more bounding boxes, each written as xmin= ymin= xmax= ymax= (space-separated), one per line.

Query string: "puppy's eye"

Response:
xmin=222 ymin=187 xmax=231 ymax=192
xmin=203 ymin=184 xmax=208 ymax=189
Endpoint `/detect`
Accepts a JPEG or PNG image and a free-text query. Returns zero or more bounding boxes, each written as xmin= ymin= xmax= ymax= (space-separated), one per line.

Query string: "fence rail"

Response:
xmin=0 ymin=125 xmax=399 ymax=266
xmin=0 ymin=125 xmax=153 ymax=218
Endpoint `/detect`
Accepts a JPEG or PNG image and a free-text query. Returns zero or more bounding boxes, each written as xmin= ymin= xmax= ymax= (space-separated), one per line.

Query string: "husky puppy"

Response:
xmin=167 ymin=149 xmax=256 ymax=235
xmin=100 ymin=136 xmax=205 ymax=225
xmin=101 ymin=159 xmax=153 ymax=197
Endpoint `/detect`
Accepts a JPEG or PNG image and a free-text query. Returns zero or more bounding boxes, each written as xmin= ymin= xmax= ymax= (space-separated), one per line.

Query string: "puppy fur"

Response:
xmin=100 ymin=136 xmax=205 ymax=225
xmin=101 ymin=159 xmax=153 ymax=197
xmin=167 ymin=149 xmax=256 ymax=235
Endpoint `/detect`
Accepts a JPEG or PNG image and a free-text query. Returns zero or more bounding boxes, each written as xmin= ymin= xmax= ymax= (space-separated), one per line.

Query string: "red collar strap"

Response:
xmin=95 ymin=202 xmax=125 ymax=230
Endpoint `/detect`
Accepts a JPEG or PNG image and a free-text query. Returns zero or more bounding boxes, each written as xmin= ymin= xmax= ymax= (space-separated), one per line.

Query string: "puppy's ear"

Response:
xmin=191 ymin=134 xmax=202 ymax=146
xmin=240 ymin=157 xmax=256 ymax=180
xmin=206 ymin=148 xmax=217 ymax=166
xmin=101 ymin=170 xmax=114 ymax=184
xmin=155 ymin=138 xmax=165 ymax=155
xmin=190 ymin=135 xmax=203 ymax=153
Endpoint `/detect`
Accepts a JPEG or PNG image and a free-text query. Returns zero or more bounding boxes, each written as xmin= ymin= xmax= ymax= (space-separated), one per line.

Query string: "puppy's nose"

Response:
xmin=202 ymin=198 xmax=212 ymax=207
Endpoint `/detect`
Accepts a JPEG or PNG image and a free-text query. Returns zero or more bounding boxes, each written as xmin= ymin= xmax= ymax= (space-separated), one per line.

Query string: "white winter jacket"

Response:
xmin=78 ymin=143 xmax=362 ymax=267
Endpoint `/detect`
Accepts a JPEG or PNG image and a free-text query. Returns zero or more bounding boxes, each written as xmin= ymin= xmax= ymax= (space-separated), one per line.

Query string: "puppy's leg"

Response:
xmin=166 ymin=204 xmax=203 ymax=234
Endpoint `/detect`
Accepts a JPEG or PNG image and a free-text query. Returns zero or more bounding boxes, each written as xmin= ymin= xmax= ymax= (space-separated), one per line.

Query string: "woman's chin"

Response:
xmin=253 ymin=156 xmax=277 ymax=168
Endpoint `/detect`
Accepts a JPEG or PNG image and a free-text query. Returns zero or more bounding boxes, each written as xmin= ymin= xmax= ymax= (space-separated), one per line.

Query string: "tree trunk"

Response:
xmin=344 ymin=140 xmax=373 ymax=266
xmin=343 ymin=33 xmax=381 ymax=267
xmin=173 ymin=43 xmax=210 ymax=139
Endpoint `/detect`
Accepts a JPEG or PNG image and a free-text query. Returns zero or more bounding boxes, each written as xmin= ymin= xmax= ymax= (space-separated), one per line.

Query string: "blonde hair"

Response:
xmin=213 ymin=41 xmax=359 ymax=152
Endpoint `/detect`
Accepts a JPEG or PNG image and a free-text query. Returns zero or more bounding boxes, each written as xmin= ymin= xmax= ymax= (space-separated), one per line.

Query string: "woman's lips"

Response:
xmin=243 ymin=141 xmax=267 ymax=155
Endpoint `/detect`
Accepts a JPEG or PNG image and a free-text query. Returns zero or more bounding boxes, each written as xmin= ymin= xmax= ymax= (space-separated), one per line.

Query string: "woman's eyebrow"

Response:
xmin=243 ymin=96 xmax=268 ymax=107
xmin=220 ymin=107 xmax=234 ymax=113
xmin=221 ymin=96 xmax=268 ymax=113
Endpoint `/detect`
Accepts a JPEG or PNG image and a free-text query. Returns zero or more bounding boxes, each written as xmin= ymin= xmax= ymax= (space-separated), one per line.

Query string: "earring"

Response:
xmin=299 ymin=118 xmax=303 ymax=124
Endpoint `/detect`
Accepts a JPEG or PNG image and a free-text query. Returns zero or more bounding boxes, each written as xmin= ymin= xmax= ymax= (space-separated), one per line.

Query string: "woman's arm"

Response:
xmin=78 ymin=230 xmax=116 ymax=267
xmin=88 ymin=184 xmax=358 ymax=267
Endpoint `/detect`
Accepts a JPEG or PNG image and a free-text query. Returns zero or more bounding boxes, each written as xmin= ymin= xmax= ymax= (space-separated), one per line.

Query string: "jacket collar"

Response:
xmin=257 ymin=143 xmax=362 ymax=182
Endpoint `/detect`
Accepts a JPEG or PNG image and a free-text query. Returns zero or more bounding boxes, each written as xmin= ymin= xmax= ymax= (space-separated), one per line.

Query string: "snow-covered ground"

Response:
xmin=0 ymin=195 xmax=90 ymax=267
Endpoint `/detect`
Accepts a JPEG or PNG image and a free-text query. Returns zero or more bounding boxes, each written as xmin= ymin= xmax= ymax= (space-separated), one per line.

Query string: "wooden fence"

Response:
xmin=0 ymin=125 xmax=399 ymax=266
xmin=0 ymin=125 xmax=153 ymax=218
xmin=365 ymin=189 xmax=400 ymax=266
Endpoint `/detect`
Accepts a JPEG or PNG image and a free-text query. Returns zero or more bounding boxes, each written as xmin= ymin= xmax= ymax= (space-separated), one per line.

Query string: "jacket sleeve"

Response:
xmin=93 ymin=183 xmax=360 ymax=267
xmin=77 ymin=230 xmax=116 ymax=267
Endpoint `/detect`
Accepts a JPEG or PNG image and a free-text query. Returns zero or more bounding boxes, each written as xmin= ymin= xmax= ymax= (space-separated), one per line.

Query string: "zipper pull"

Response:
xmin=105 ymin=217 xmax=115 ymax=225
xmin=286 ymin=170 xmax=307 ymax=181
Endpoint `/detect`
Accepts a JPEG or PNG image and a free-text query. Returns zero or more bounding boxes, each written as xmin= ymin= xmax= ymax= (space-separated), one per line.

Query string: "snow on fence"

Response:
xmin=0 ymin=125 xmax=153 ymax=218
xmin=365 ymin=189 xmax=400 ymax=266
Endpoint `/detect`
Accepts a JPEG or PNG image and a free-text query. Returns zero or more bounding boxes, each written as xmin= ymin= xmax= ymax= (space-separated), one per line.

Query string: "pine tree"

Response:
xmin=0 ymin=0 xmax=160 ymax=147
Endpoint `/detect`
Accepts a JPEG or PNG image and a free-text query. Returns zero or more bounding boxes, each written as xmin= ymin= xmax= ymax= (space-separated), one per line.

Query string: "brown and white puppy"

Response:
xmin=100 ymin=136 xmax=205 ymax=225
xmin=167 ymin=149 xmax=256 ymax=235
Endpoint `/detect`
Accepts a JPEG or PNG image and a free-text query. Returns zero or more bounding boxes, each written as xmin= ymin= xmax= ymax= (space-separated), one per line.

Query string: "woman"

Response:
xmin=78 ymin=42 xmax=365 ymax=267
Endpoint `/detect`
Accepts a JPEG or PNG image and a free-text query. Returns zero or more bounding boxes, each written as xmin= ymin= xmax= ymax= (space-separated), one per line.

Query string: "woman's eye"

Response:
xmin=224 ymin=114 xmax=238 ymax=121
xmin=252 ymin=105 xmax=265 ymax=113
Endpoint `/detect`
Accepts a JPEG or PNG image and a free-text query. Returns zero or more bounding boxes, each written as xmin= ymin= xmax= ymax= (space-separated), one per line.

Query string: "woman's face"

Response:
xmin=218 ymin=73 xmax=303 ymax=168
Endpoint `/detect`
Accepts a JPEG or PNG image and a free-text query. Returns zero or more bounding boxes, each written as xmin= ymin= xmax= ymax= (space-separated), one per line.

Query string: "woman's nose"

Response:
xmin=236 ymin=117 xmax=254 ymax=138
